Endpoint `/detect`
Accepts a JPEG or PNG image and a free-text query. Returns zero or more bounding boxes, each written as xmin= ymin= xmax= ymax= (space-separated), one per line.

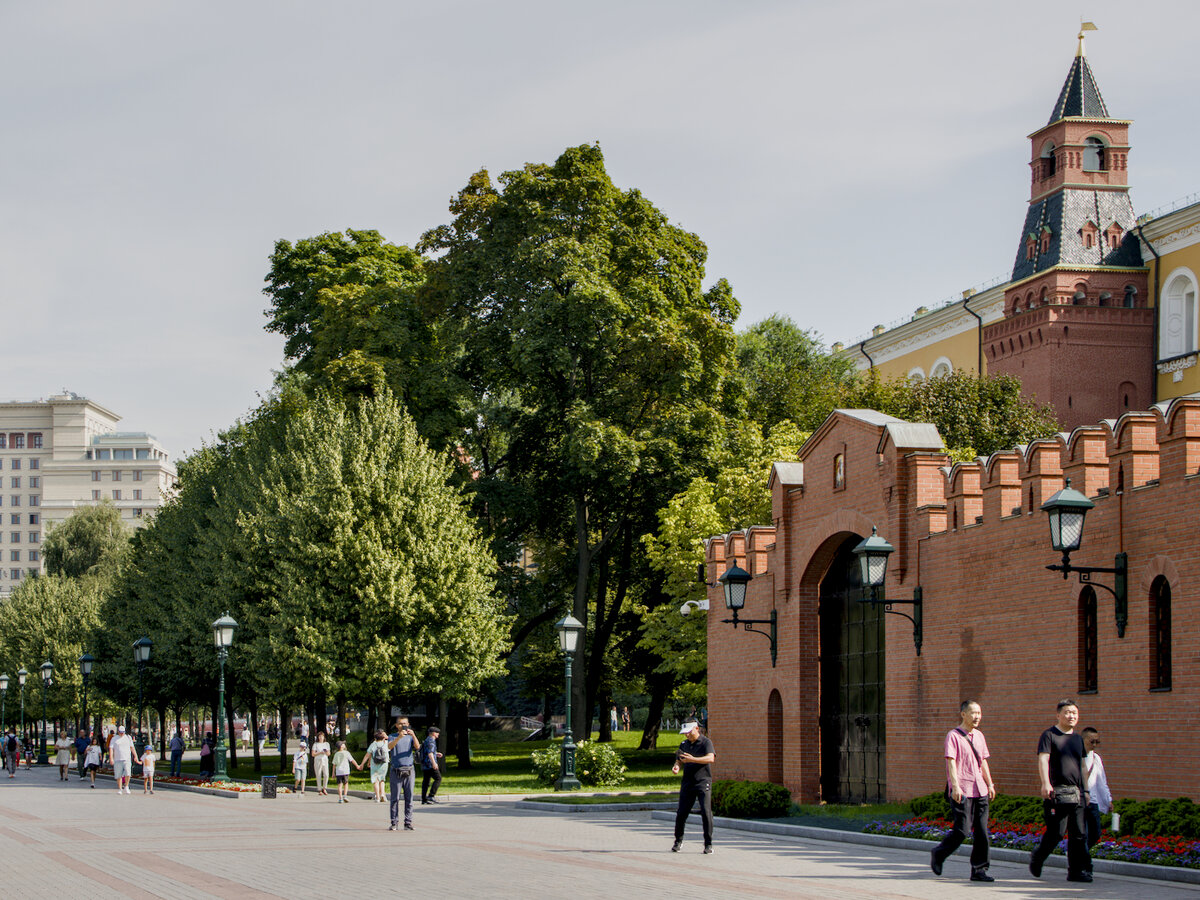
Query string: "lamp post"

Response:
xmin=716 ymin=563 xmax=778 ymax=666
xmin=211 ymin=614 xmax=238 ymax=781
xmin=78 ymin=654 xmax=94 ymax=737
xmin=132 ymin=637 xmax=152 ymax=775
xmin=0 ymin=673 xmax=8 ymax=733
xmin=1041 ymin=478 xmax=1129 ymax=637
xmin=38 ymin=661 xmax=53 ymax=764
xmin=17 ymin=668 xmax=27 ymax=751
xmin=553 ymin=615 xmax=583 ymax=791
xmin=851 ymin=526 xmax=924 ymax=654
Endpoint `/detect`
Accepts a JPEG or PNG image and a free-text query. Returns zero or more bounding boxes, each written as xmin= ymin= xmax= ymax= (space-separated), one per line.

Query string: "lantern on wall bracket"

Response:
xmin=1041 ymin=478 xmax=1128 ymax=637
xmin=716 ymin=563 xmax=777 ymax=667
xmin=852 ymin=527 xmax=924 ymax=655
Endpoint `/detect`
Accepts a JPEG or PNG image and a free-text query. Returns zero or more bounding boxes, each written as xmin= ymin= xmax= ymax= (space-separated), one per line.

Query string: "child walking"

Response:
xmin=332 ymin=740 xmax=355 ymax=803
xmin=141 ymin=743 xmax=156 ymax=794
xmin=293 ymin=740 xmax=309 ymax=794
xmin=84 ymin=740 xmax=102 ymax=788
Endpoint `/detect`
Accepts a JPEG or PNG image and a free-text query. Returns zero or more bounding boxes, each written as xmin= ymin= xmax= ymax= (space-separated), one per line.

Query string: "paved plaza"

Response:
xmin=1 ymin=766 xmax=1196 ymax=899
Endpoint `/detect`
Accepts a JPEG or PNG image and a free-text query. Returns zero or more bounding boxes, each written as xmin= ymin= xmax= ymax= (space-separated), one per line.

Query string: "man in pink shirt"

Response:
xmin=930 ymin=700 xmax=996 ymax=882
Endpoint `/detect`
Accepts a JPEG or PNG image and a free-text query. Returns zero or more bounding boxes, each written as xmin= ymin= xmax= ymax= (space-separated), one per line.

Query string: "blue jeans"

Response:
xmin=389 ymin=766 xmax=414 ymax=826
xmin=170 ymin=749 xmax=184 ymax=777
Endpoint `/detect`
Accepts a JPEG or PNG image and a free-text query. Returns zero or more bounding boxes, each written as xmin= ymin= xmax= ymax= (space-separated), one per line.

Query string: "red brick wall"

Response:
xmin=706 ymin=402 xmax=1200 ymax=803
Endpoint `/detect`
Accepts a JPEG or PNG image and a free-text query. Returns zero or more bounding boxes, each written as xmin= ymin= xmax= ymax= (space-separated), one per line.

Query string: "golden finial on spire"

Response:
xmin=1077 ymin=20 xmax=1098 ymax=57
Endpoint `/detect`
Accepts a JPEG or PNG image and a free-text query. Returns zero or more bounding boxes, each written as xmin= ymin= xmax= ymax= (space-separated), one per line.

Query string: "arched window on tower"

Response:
xmin=1083 ymin=137 xmax=1107 ymax=172
xmin=767 ymin=690 xmax=783 ymax=784
xmin=1041 ymin=142 xmax=1057 ymax=179
xmin=1159 ymin=269 xmax=1198 ymax=359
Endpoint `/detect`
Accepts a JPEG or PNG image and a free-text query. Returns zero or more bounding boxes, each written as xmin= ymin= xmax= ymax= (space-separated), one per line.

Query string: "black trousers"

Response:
xmin=1031 ymin=799 xmax=1092 ymax=877
xmin=1085 ymin=802 xmax=1102 ymax=847
xmin=675 ymin=780 xmax=713 ymax=845
xmin=422 ymin=767 xmax=441 ymax=801
xmin=932 ymin=795 xmax=990 ymax=874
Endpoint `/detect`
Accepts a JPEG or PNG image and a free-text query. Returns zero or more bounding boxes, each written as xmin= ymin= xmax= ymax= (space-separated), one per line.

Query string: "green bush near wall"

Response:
xmin=711 ymin=780 xmax=792 ymax=819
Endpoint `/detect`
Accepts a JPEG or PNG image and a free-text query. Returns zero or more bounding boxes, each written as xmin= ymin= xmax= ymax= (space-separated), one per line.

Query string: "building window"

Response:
xmin=1083 ymin=137 xmax=1107 ymax=172
xmin=8 ymin=515 xmax=17 ymax=525
xmin=133 ymin=470 xmax=143 ymax=482
xmin=28 ymin=477 xmax=38 ymax=488
xmin=11 ymin=435 xmax=24 ymax=450
xmin=1079 ymin=587 xmax=1098 ymax=692
xmin=91 ymin=471 xmax=100 ymax=481
xmin=1160 ymin=269 xmax=1199 ymax=359
xmin=28 ymin=550 xmax=38 ymax=562
xmin=29 ymin=533 xmax=38 ymax=544
xmin=1041 ymin=141 xmax=1057 ymax=178
xmin=9 ymin=533 xmax=19 ymax=543
xmin=907 ymin=367 xmax=926 ymax=383
xmin=9 ymin=478 xmax=18 ymax=489
xmin=28 ymin=458 xmax=37 ymax=470
xmin=112 ymin=470 xmax=122 ymax=482
xmin=930 ymin=358 xmax=953 ymax=378
xmin=29 ymin=433 xmax=42 ymax=449
xmin=28 ymin=496 xmax=38 ymax=507
xmin=133 ymin=489 xmax=142 ymax=500
xmin=28 ymin=514 xmax=37 ymax=525
xmin=9 ymin=551 xmax=18 ymax=562
xmin=10 ymin=569 xmax=20 ymax=581
xmin=91 ymin=490 xmax=101 ymax=501
xmin=0 ymin=435 xmax=6 ymax=449
xmin=1150 ymin=576 xmax=1172 ymax=690
xmin=767 ymin=689 xmax=783 ymax=785
xmin=833 ymin=453 xmax=845 ymax=490
xmin=133 ymin=508 xmax=143 ymax=518
xmin=95 ymin=449 xmax=110 ymax=460
xmin=136 ymin=449 xmax=150 ymax=460
xmin=9 ymin=497 xmax=18 ymax=508
xmin=112 ymin=490 xmax=121 ymax=501
xmin=10 ymin=459 xmax=18 ymax=471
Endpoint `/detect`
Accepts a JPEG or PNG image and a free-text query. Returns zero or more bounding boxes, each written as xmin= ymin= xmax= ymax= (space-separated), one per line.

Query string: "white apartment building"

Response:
xmin=0 ymin=391 xmax=176 ymax=593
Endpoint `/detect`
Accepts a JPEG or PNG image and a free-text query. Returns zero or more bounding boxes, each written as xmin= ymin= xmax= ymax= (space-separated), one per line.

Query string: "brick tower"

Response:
xmin=984 ymin=28 xmax=1150 ymax=430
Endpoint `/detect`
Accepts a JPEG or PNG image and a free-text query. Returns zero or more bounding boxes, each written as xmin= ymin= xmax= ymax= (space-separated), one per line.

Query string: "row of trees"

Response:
xmin=0 ymin=143 xmax=1061 ymax=760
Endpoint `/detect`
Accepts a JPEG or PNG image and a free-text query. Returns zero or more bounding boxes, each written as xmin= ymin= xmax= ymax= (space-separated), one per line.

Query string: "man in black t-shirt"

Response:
xmin=1029 ymin=699 xmax=1093 ymax=882
xmin=671 ymin=721 xmax=715 ymax=854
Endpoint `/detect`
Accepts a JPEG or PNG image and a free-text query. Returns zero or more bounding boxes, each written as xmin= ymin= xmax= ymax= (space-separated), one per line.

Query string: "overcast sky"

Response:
xmin=4 ymin=1 xmax=1198 ymax=459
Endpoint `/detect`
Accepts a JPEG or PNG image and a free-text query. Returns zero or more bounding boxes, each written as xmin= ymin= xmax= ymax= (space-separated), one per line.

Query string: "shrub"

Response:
xmin=712 ymin=780 xmax=792 ymax=819
xmin=530 ymin=740 xmax=627 ymax=787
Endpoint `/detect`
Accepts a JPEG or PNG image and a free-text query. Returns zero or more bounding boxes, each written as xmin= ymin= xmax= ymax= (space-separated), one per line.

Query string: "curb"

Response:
xmin=516 ymin=800 xmax=678 ymax=813
xmin=649 ymin=812 xmax=1200 ymax=886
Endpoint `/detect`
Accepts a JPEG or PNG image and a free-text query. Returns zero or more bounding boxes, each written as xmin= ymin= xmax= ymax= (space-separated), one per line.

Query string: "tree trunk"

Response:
xmin=366 ymin=705 xmax=376 ymax=742
xmin=438 ymin=695 xmax=448 ymax=756
xmin=249 ymin=692 xmax=261 ymax=774
xmin=450 ymin=700 xmax=471 ymax=769
xmin=277 ymin=706 xmax=289 ymax=773
xmin=336 ymin=696 xmax=346 ymax=742
xmin=639 ymin=671 xmax=673 ymax=750
xmin=157 ymin=703 xmax=168 ymax=760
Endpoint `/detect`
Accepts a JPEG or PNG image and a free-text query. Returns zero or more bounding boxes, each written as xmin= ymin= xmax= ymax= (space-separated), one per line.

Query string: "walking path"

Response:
xmin=1 ymin=765 xmax=1196 ymax=899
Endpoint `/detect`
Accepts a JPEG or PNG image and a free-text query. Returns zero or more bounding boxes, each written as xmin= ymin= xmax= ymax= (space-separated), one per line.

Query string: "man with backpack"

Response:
xmin=387 ymin=717 xmax=419 ymax=831
xmin=4 ymin=729 xmax=18 ymax=778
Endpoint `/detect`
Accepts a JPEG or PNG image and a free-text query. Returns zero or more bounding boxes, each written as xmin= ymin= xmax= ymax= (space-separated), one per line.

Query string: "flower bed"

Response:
xmin=865 ymin=817 xmax=1200 ymax=869
xmin=152 ymin=774 xmax=292 ymax=794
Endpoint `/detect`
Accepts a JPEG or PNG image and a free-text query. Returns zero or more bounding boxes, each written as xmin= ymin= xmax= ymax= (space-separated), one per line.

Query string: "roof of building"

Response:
xmin=1047 ymin=49 xmax=1109 ymax=124
xmin=1011 ymin=189 xmax=1143 ymax=280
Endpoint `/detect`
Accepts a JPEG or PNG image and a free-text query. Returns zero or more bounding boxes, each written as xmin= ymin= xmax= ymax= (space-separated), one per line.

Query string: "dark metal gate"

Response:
xmin=818 ymin=536 xmax=886 ymax=803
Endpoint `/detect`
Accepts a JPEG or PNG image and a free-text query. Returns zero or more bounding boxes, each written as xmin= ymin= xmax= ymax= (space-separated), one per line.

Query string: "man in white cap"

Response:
xmin=671 ymin=721 xmax=715 ymax=853
xmin=108 ymin=725 xmax=136 ymax=794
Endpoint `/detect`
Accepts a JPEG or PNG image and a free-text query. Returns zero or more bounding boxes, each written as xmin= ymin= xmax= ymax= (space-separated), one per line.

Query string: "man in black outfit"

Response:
xmin=672 ymin=721 xmax=715 ymax=854
xmin=1030 ymin=698 xmax=1093 ymax=883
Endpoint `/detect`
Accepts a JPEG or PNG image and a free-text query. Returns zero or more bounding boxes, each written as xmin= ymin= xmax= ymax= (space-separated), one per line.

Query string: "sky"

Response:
xmin=4 ymin=1 xmax=1199 ymax=459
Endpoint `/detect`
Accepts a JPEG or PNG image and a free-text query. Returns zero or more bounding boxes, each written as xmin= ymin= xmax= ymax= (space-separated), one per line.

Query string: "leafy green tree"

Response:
xmin=736 ymin=315 xmax=857 ymax=431
xmin=42 ymin=503 xmax=131 ymax=580
xmin=418 ymin=144 xmax=740 ymax=737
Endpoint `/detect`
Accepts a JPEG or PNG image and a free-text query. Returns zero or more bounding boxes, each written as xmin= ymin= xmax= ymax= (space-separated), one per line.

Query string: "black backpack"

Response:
xmin=372 ymin=743 xmax=387 ymax=765
xmin=5 ymin=736 xmax=15 ymax=753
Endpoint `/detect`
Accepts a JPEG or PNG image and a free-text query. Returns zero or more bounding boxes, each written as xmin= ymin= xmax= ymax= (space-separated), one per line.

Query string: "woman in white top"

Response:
xmin=311 ymin=732 xmax=331 ymax=796
xmin=54 ymin=734 xmax=74 ymax=781
xmin=84 ymin=741 xmax=102 ymax=788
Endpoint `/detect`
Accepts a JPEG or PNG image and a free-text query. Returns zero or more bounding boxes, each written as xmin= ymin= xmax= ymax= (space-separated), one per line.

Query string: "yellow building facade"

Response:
xmin=1142 ymin=199 xmax=1200 ymax=400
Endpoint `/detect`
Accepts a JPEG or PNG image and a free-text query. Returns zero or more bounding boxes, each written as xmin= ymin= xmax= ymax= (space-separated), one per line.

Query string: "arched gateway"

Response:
xmin=818 ymin=535 xmax=886 ymax=803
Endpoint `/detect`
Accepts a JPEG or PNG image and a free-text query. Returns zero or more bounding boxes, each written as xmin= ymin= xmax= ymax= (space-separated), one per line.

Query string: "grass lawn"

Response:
xmin=181 ymin=729 xmax=679 ymax=794
xmin=787 ymin=801 xmax=913 ymax=830
xmin=526 ymin=792 xmax=677 ymax=805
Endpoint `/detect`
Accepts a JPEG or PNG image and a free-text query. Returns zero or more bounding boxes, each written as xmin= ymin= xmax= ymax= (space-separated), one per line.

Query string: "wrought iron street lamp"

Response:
xmin=553 ymin=614 xmax=583 ymax=791
xmin=211 ymin=614 xmax=238 ymax=781
xmin=0 ymin=673 xmax=8 ymax=733
xmin=78 ymin=654 xmax=94 ymax=736
xmin=132 ymin=637 xmax=152 ymax=774
xmin=17 ymin=668 xmax=26 ymax=749
xmin=38 ymin=661 xmax=53 ymax=764
xmin=852 ymin=527 xmax=924 ymax=655
xmin=1042 ymin=478 xmax=1128 ymax=637
xmin=716 ymin=563 xmax=778 ymax=666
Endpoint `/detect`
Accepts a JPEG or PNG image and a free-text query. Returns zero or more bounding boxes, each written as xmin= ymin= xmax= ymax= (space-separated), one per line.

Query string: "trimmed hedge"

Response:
xmin=908 ymin=791 xmax=1200 ymax=839
xmin=711 ymin=780 xmax=792 ymax=819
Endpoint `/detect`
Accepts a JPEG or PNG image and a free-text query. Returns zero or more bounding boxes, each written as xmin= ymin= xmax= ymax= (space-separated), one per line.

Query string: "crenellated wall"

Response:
xmin=705 ymin=399 xmax=1200 ymax=804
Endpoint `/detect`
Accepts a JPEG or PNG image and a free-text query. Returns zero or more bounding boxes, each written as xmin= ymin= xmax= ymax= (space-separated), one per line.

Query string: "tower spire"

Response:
xmin=1077 ymin=21 xmax=1097 ymax=58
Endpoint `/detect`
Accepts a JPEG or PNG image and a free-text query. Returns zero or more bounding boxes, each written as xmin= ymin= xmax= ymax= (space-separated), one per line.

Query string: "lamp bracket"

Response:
xmin=1046 ymin=552 xmax=1128 ymax=638
xmin=858 ymin=586 xmax=924 ymax=655
xmin=720 ymin=608 xmax=778 ymax=667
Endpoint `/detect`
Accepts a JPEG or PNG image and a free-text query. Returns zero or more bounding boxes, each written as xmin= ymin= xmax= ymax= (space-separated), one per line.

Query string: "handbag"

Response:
xmin=1053 ymin=785 xmax=1082 ymax=805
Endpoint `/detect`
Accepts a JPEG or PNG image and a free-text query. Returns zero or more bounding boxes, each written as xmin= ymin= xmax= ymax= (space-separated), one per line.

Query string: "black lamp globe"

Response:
xmin=718 ymin=564 xmax=752 ymax=611
xmin=1040 ymin=478 xmax=1094 ymax=553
